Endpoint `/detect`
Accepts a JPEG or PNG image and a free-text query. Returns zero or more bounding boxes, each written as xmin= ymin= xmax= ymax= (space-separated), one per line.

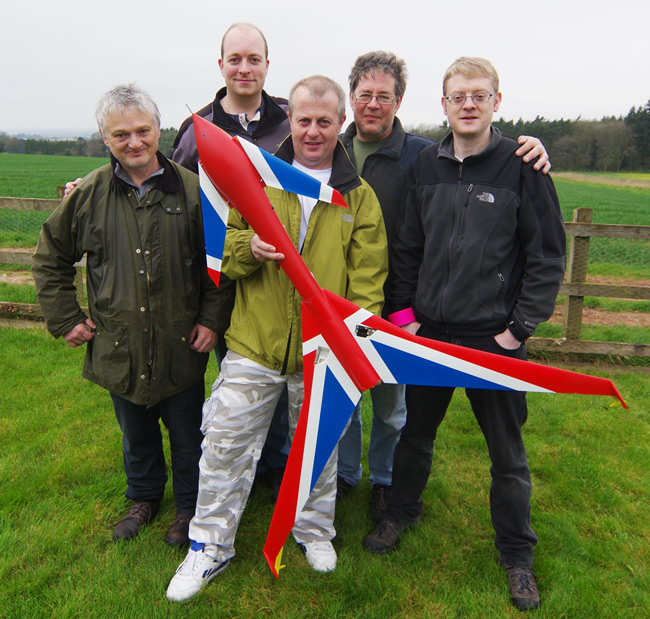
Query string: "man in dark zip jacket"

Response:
xmin=171 ymin=23 xmax=289 ymax=175
xmin=364 ymin=57 xmax=566 ymax=613
xmin=172 ymin=22 xmax=291 ymax=497
xmin=336 ymin=51 xmax=553 ymax=529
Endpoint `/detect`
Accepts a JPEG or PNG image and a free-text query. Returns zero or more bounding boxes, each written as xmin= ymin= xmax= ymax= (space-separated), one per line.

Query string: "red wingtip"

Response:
xmin=331 ymin=189 xmax=348 ymax=208
xmin=263 ymin=549 xmax=281 ymax=579
xmin=207 ymin=267 xmax=221 ymax=288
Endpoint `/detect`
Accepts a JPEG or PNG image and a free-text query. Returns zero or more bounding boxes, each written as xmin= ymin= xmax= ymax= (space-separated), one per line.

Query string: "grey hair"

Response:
xmin=289 ymin=75 xmax=346 ymax=122
xmin=95 ymin=83 xmax=160 ymax=133
xmin=349 ymin=51 xmax=407 ymax=99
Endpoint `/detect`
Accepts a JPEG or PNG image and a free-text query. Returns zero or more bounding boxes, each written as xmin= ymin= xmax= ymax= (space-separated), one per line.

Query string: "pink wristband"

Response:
xmin=388 ymin=307 xmax=416 ymax=326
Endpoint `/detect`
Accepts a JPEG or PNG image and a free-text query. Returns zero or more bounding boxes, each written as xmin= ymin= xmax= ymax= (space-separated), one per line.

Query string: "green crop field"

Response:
xmin=0 ymin=153 xmax=110 ymax=248
xmin=0 ymin=152 xmax=109 ymax=199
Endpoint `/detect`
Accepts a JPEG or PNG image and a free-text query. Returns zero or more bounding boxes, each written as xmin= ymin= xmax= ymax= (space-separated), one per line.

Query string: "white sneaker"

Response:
xmin=166 ymin=541 xmax=229 ymax=602
xmin=301 ymin=541 xmax=337 ymax=572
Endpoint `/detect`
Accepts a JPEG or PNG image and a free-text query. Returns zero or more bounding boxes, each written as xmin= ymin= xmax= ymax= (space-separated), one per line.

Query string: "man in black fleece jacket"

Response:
xmin=364 ymin=57 xmax=566 ymax=613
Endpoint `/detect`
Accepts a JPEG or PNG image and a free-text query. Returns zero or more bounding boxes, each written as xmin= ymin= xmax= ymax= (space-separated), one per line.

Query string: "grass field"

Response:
xmin=0 ymin=153 xmax=110 ymax=248
xmin=1 ymin=328 xmax=648 ymax=618
xmin=1 ymin=158 xmax=649 ymax=615
xmin=0 ymin=153 xmax=109 ymax=199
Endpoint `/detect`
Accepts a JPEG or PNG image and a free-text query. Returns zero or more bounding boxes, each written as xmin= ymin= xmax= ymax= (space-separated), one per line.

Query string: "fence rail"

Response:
xmin=2 ymin=200 xmax=649 ymax=359
xmin=0 ymin=196 xmax=61 ymax=211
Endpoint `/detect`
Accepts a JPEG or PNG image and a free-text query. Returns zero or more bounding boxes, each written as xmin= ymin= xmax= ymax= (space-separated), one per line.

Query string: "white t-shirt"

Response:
xmin=292 ymin=160 xmax=332 ymax=252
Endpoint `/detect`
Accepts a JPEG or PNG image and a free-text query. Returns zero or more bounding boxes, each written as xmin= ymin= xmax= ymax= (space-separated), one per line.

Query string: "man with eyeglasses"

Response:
xmin=337 ymin=51 xmax=552 ymax=527
xmin=363 ymin=57 xmax=566 ymax=612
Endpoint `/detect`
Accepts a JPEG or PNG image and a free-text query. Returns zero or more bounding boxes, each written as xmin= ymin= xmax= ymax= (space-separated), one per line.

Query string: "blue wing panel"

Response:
xmin=310 ymin=366 xmax=359 ymax=491
xmin=371 ymin=340 xmax=514 ymax=391
xmin=261 ymin=149 xmax=323 ymax=200
xmin=200 ymin=187 xmax=227 ymax=257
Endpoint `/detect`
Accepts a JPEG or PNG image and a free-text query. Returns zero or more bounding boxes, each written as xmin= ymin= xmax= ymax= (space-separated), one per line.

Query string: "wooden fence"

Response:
xmin=2 ymin=196 xmax=650 ymax=358
xmin=527 ymin=207 xmax=650 ymax=358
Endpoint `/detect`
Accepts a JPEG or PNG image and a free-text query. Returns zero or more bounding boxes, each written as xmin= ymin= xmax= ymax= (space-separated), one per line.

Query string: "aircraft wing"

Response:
xmin=198 ymin=162 xmax=229 ymax=288
xmin=235 ymin=137 xmax=347 ymax=208
xmin=325 ymin=290 xmax=626 ymax=403
xmin=263 ymin=300 xmax=362 ymax=578
xmin=262 ymin=289 xmax=626 ymax=577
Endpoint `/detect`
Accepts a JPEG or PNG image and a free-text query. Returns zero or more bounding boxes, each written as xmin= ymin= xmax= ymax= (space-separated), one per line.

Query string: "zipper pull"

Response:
xmin=464 ymin=183 xmax=474 ymax=206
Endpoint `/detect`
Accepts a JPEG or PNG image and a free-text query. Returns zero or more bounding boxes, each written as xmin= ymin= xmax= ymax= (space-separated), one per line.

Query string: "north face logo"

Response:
xmin=476 ymin=192 xmax=495 ymax=203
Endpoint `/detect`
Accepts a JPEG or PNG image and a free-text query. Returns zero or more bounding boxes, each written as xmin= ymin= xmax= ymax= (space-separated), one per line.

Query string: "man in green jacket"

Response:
xmin=166 ymin=75 xmax=388 ymax=603
xmin=32 ymin=84 xmax=220 ymax=547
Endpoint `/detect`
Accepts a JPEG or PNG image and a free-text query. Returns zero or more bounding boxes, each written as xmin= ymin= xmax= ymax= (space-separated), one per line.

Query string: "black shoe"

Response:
xmin=369 ymin=484 xmax=391 ymax=524
xmin=165 ymin=513 xmax=193 ymax=547
xmin=113 ymin=501 xmax=160 ymax=541
xmin=336 ymin=476 xmax=354 ymax=499
xmin=363 ymin=517 xmax=409 ymax=554
xmin=506 ymin=566 xmax=540 ymax=611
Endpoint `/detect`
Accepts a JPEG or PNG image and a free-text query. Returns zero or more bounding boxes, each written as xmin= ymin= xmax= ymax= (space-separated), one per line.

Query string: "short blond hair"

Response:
xmin=442 ymin=57 xmax=499 ymax=94
xmin=220 ymin=22 xmax=268 ymax=59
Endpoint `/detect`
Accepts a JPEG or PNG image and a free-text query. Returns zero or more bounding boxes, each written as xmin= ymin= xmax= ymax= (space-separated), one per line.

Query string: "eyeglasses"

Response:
xmin=353 ymin=92 xmax=396 ymax=106
xmin=444 ymin=92 xmax=493 ymax=106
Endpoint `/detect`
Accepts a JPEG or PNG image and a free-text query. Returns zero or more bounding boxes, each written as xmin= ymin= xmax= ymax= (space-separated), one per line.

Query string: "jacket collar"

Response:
xmin=274 ymin=137 xmax=362 ymax=195
xmin=212 ymin=87 xmax=288 ymax=136
xmin=110 ymin=152 xmax=181 ymax=194
xmin=438 ymin=126 xmax=502 ymax=163
xmin=341 ymin=117 xmax=406 ymax=161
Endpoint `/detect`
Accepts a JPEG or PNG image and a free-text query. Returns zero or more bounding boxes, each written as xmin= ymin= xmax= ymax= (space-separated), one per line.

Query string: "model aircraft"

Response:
xmin=192 ymin=114 xmax=626 ymax=578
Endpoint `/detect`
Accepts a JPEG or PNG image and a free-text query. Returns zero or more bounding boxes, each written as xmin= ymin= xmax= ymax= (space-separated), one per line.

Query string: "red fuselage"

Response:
xmin=193 ymin=114 xmax=380 ymax=391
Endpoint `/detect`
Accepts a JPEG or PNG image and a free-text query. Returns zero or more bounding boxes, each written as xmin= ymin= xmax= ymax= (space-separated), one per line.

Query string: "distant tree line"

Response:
xmin=2 ymin=102 xmax=649 ymax=171
xmin=408 ymin=100 xmax=650 ymax=172
xmin=0 ymin=128 xmax=178 ymax=159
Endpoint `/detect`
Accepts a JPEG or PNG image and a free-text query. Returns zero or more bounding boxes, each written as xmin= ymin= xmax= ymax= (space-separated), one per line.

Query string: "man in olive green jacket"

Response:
xmin=166 ymin=75 xmax=387 ymax=602
xmin=32 ymin=84 xmax=220 ymax=547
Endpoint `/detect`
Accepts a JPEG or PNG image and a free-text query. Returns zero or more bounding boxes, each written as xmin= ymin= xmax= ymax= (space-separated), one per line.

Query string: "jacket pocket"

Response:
xmin=90 ymin=323 xmax=132 ymax=393
xmin=170 ymin=321 xmax=207 ymax=387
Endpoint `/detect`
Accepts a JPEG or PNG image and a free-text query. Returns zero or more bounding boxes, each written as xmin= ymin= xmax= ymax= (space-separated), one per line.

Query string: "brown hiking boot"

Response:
xmin=506 ymin=566 xmax=540 ymax=611
xmin=369 ymin=484 xmax=391 ymax=524
xmin=165 ymin=513 xmax=193 ymax=547
xmin=113 ymin=501 xmax=160 ymax=541
xmin=363 ymin=517 xmax=409 ymax=554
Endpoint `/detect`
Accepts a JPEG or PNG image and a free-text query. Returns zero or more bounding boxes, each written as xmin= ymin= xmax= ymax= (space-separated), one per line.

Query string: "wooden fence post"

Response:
xmin=563 ymin=207 xmax=592 ymax=339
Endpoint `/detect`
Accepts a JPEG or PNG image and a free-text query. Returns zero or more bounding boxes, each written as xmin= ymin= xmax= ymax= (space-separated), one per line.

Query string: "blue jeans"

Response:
xmin=110 ymin=381 xmax=204 ymax=514
xmin=387 ymin=327 xmax=538 ymax=567
xmin=337 ymin=382 xmax=407 ymax=487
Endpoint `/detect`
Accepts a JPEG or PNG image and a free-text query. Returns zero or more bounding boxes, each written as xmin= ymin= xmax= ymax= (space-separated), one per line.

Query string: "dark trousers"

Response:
xmin=110 ymin=381 xmax=204 ymax=514
xmin=387 ymin=327 xmax=538 ymax=567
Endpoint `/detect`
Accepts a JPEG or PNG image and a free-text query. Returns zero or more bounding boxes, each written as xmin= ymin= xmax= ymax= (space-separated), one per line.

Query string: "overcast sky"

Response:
xmin=2 ymin=0 xmax=648 ymax=137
